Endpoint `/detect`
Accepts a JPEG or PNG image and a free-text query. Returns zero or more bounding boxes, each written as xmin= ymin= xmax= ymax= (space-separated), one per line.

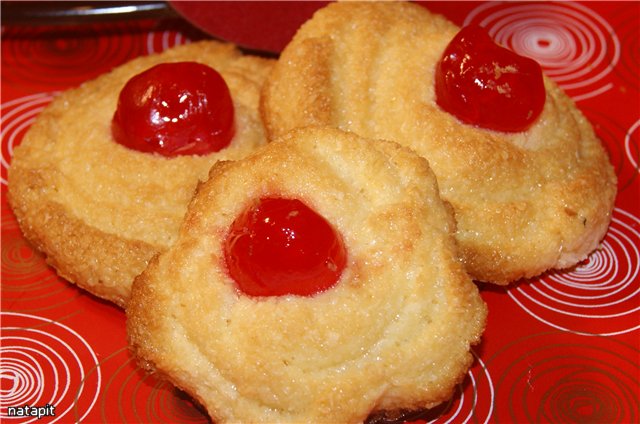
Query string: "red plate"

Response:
xmin=1 ymin=2 xmax=638 ymax=423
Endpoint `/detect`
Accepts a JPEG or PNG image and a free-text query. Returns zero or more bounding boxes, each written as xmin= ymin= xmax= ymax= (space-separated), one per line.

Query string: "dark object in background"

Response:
xmin=0 ymin=1 xmax=327 ymax=53
xmin=1 ymin=1 xmax=175 ymax=24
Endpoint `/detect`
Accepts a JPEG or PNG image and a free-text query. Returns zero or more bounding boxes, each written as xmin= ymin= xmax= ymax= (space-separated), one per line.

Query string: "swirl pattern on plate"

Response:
xmin=86 ymin=347 xmax=207 ymax=423
xmin=0 ymin=269 xmax=80 ymax=314
xmin=427 ymin=350 xmax=494 ymax=424
xmin=2 ymin=208 xmax=50 ymax=282
xmin=578 ymin=108 xmax=638 ymax=193
xmin=606 ymin=5 xmax=640 ymax=91
xmin=145 ymin=30 xmax=190 ymax=54
xmin=2 ymin=200 xmax=83 ymax=313
xmin=488 ymin=332 xmax=639 ymax=424
xmin=508 ymin=208 xmax=640 ymax=336
xmin=1 ymin=93 xmax=54 ymax=186
xmin=368 ymin=349 xmax=493 ymax=424
xmin=440 ymin=352 xmax=494 ymax=424
xmin=464 ymin=2 xmax=620 ymax=101
xmin=0 ymin=312 xmax=101 ymax=423
xmin=625 ymin=119 xmax=640 ymax=176
xmin=1 ymin=24 xmax=147 ymax=93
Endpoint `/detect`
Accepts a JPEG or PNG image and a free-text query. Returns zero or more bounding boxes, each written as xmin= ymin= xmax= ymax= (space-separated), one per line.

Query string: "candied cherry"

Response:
xmin=435 ymin=25 xmax=545 ymax=133
xmin=223 ymin=197 xmax=347 ymax=297
xmin=112 ymin=61 xmax=235 ymax=157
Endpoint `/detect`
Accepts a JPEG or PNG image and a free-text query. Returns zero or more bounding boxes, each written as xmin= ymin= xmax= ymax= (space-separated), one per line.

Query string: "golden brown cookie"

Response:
xmin=127 ymin=126 xmax=487 ymax=423
xmin=8 ymin=40 xmax=274 ymax=307
xmin=261 ymin=2 xmax=617 ymax=284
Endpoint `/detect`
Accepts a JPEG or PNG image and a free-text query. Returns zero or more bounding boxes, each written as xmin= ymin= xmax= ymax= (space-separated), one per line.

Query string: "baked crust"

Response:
xmin=127 ymin=127 xmax=487 ymax=423
xmin=8 ymin=40 xmax=274 ymax=307
xmin=261 ymin=2 xmax=617 ymax=284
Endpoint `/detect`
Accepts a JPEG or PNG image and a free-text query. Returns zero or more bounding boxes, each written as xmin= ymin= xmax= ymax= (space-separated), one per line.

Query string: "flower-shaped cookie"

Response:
xmin=261 ymin=2 xmax=617 ymax=284
xmin=9 ymin=41 xmax=274 ymax=306
xmin=127 ymin=127 xmax=487 ymax=423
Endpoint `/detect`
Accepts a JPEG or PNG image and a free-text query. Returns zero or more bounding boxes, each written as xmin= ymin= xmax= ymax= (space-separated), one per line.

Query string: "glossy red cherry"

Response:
xmin=112 ymin=61 xmax=235 ymax=157
xmin=223 ymin=197 xmax=347 ymax=297
xmin=435 ymin=25 xmax=545 ymax=133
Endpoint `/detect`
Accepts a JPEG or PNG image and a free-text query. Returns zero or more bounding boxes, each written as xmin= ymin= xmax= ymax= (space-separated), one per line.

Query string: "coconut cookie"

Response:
xmin=8 ymin=40 xmax=274 ymax=307
xmin=127 ymin=127 xmax=487 ymax=423
xmin=261 ymin=2 xmax=617 ymax=284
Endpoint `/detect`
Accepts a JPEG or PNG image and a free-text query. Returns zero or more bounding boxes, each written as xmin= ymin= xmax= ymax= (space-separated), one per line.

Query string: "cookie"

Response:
xmin=8 ymin=40 xmax=274 ymax=307
xmin=261 ymin=2 xmax=617 ymax=284
xmin=127 ymin=126 xmax=487 ymax=423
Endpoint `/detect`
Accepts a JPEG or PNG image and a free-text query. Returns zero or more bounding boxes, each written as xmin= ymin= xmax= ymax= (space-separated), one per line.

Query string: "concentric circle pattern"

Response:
xmin=580 ymin=107 xmax=638 ymax=193
xmin=0 ymin=312 xmax=101 ymax=423
xmin=425 ymin=350 xmax=494 ymax=424
xmin=464 ymin=2 xmax=620 ymax=101
xmin=1 ymin=209 xmax=81 ymax=313
xmin=91 ymin=347 xmax=207 ymax=423
xmin=606 ymin=5 xmax=640 ymax=91
xmin=1 ymin=208 xmax=49 ymax=282
xmin=488 ymin=332 xmax=639 ymax=424
xmin=1 ymin=93 xmax=54 ymax=186
xmin=366 ymin=350 xmax=494 ymax=424
xmin=1 ymin=4 xmax=638 ymax=423
xmin=145 ymin=30 xmax=190 ymax=54
xmin=1 ymin=24 xmax=148 ymax=93
xmin=625 ymin=119 xmax=639 ymax=176
xmin=508 ymin=208 xmax=640 ymax=336
xmin=0 ymin=265 xmax=81 ymax=314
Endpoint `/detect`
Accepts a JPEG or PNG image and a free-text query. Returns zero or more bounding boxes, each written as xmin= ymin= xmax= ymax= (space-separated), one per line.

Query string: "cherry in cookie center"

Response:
xmin=435 ymin=25 xmax=546 ymax=133
xmin=224 ymin=197 xmax=348 ymax=297
xmin=112 ymin=61 xmax=236 ymax=157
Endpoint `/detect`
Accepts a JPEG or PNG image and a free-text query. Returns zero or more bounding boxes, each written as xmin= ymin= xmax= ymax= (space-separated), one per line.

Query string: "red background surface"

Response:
xmin=1 ymin=2 xmax=639 ymax=423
